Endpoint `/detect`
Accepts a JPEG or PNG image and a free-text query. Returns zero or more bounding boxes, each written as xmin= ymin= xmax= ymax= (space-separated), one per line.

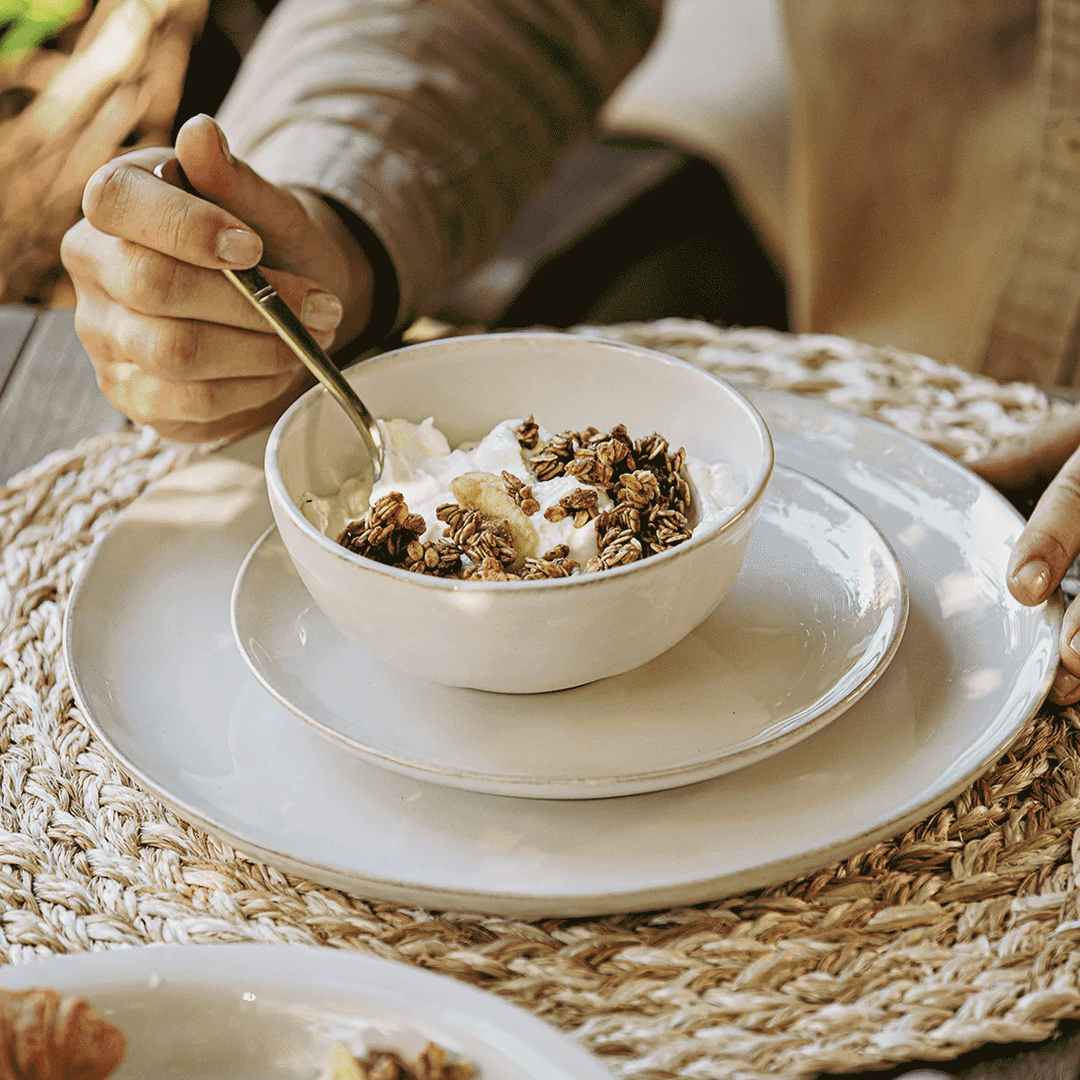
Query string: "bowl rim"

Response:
xmin=265 ymin=330 xmax=775 ymax=591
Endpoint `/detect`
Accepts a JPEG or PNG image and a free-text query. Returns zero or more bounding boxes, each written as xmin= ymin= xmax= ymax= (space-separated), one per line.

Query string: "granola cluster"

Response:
xmin=328 ymin=1040 xmax=476 ymax=1080
xmin=335 ymin=418 xmax=695 ymax=581
xmin=337 ymin=491 xmax=464 ymax=577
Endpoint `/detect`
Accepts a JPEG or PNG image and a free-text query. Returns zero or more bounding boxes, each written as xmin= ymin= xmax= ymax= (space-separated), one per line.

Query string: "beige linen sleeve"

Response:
xmin=215 ymin=0 xmax=663 ymax=337
xmin=782 ymin=0 xmax=1039 ymax=375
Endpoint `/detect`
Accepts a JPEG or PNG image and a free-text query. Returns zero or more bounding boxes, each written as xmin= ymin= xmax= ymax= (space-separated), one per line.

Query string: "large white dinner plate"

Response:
xmin=231 ymin=465 xmax=907 ymax=799
xmin=62 ymin=390 xmax=1060 ymax=917
xmin=0 ymin=943 xmax=611 ymax=1079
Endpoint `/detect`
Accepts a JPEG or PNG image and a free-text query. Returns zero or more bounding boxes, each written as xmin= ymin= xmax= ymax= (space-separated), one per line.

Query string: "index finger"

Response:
xmin=1008 ymin=442 xmax=1080 ymax=604
xmin=81 ymin=156 xmax=263 ymax=272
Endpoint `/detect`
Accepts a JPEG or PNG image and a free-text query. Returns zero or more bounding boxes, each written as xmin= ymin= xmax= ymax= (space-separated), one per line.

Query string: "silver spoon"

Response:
xmin=153 ymin=157 xmax=385 ymax=481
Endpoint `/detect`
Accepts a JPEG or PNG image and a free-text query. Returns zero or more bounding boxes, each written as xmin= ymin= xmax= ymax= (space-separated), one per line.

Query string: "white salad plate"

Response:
xmin=62 ymin=389 xmax=1061 ymax=917
xmin=231 ymin=465 xmax=907 ymax=799
xmin=0 ymin=943 xmax=611 ymax=1079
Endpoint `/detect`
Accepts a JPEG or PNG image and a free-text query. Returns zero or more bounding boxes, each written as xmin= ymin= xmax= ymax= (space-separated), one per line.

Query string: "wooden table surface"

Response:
xmin=1 ymin=303 xmax=1079 ymax=1080
xmin=0 ymin=305 xmax=127 ymax=484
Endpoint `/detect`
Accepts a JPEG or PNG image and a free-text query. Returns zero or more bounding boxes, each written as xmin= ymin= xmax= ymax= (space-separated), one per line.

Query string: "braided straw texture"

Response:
xmin=2 ymin=322 xmax=1080 ymax=1080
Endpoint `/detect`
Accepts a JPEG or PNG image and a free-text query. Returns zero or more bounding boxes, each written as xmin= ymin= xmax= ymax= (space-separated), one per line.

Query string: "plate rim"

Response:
xmin=60 ymin=391 xmax=1062 ymax=916
xmin=0 ymin=942 xmax=614 ymax=1080
xmin=228 ymin=463 xmax=909 ymax=798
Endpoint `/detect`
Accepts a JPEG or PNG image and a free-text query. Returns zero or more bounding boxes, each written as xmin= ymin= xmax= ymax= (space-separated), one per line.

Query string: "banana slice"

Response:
xmin=450 ymin=471 xmax=539 ymax=561
xmin=326 ymin=1041 xmax=364 ymax=1080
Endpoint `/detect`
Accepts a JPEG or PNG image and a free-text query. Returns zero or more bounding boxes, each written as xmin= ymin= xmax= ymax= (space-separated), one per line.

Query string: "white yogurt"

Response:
xmin=301 ymin=417 xmax=744 ymax=567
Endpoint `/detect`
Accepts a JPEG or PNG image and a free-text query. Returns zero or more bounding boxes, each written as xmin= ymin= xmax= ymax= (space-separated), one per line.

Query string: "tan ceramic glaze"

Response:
xmin=264 ymin=332 xmax=774 ymax=693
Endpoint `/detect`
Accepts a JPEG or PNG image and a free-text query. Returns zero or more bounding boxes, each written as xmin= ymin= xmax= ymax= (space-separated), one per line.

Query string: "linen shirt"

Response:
xmin=215 ymin=0 xmax=1080 ymax=386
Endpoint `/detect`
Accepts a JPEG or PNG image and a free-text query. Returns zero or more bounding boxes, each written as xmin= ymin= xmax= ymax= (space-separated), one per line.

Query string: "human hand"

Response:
xmin=1003 ymin=437 xmax=1080 ymax=705
xmin=61 ymin=112 xmax=374 ymax=442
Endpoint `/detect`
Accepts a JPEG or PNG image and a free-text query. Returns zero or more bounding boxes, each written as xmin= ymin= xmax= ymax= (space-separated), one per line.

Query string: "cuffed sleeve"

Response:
xmin=216 ymin=0 xmax=663 ymax=333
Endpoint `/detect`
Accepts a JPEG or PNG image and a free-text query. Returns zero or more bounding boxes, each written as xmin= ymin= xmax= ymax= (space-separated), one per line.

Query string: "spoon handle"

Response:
xmin=152 ymin=157 xmax=385 ymax=480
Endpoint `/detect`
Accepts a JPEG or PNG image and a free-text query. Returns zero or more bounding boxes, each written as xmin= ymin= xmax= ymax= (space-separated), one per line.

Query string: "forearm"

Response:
xmin=216 ymin=0 xmax=663 ymax=334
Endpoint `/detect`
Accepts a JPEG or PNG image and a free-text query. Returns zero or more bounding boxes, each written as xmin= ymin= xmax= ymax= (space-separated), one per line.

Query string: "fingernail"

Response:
xmin=1051 ymin=667 xmax=1080 ymax=704
xmin=301 ymin=291 xmax=343 ymax=332
xmin=1012 ymin=559 xmax=1051 ymax=602
xmin=215 ymin=227 xmax=261 ymax=266
xmin=1069 ymin=630 xmax=1080 ymax=661
xmin=210 ymin=116 xmax=234 ymax=164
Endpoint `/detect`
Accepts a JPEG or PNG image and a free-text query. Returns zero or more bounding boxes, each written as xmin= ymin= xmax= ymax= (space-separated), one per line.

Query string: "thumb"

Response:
xmin=174 ymin=114 xmax=323 ymax=278
xmin=1007 ymin=440 xmax=1080 ymax=605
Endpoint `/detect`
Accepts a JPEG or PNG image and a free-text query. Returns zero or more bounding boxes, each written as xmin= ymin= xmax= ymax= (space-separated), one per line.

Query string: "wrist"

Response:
xmin=286 ymin=185 xmax=374 ymax=347
xmin=288 ymin=186 xmax=400 ymax=357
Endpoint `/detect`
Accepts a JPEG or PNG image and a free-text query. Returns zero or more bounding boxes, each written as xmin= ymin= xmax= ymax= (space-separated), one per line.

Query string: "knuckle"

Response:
xmin=89 ymin=357 xmax=116 ymax=398
xmin=134 ymin=317 xmax=202 ymax=380
xmin=124 ymin=246 xmax=182 ymax=312
xmin=113 ymin=309 xmax=195 ymax=386
xmin=108 ymin=315 xmax=143 ymax=369
xmin=182 ymin=379 xmax=219 ymax=422
xmin=73 ymin=306 xmax=127 ymax=376
xmin=59 ymin=219 xmax=91 ymax=275
xmin=82 ymin=161 xmax=135 ymax=224
xmin=1025 ymin=470 xmax=1080 ymax=566
xmin=157 ymin=197 xmax=197 ymax=259
xmin=122 ymin=382 xmax=158 ymax=427
xmin=94 ymin=363 xmax=143 ymax=421
xmin=1025 ymin=526 xmax=1073 ymax=570
xmin=90 ymin=351 xmax=157 ymax=427
xmin=1057 ymin=471 xmax=1080 ymax=510
xmin=165 ymin=320 xmax=203 ymax=378
xmin=71 ymin=302 xmax=96 ymax=348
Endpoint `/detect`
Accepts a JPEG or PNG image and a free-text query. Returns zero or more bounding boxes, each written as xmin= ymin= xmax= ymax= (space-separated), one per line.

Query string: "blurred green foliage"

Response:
xmin=0 ymin=0 xmax=84 ymax=65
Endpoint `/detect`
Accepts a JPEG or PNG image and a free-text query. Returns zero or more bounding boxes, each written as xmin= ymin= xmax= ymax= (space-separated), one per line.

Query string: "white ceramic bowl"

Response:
xmin=265 ymin=331 xmax=773 ymax=693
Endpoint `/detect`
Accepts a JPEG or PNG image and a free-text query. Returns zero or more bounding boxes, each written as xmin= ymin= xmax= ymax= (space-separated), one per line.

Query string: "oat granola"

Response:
xmin=326 ymin=1039 xmax=476 ymax=1080
xmin=333 ymin=418 xmax=708 ymax=580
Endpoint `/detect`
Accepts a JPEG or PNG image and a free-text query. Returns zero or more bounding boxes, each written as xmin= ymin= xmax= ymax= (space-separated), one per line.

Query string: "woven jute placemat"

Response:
xmin=2 ymin=321 xmax=1079 ymax=1080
